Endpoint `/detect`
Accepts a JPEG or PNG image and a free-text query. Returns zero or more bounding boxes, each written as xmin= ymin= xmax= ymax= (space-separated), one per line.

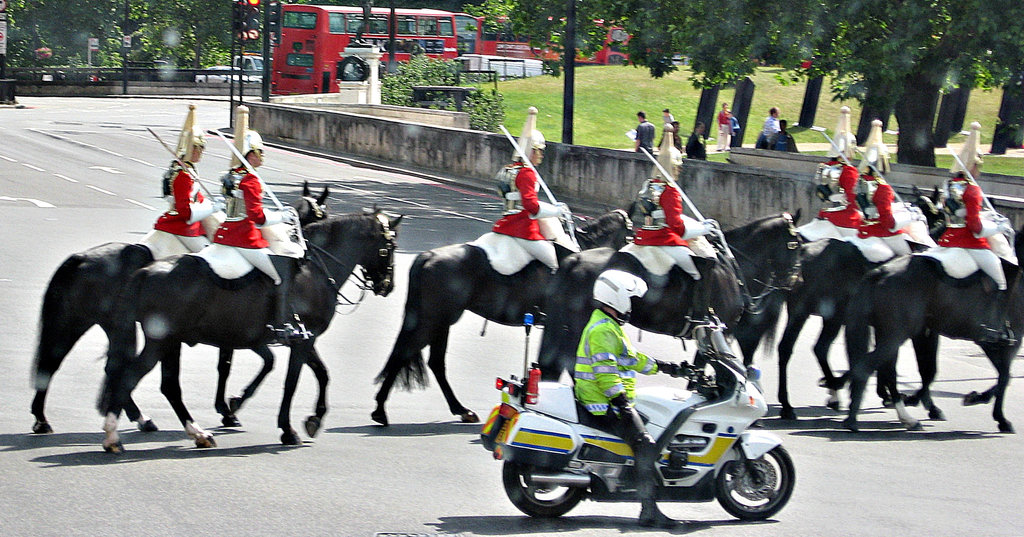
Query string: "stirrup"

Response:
xmin=267 ymin=322 xmax=311 ymax=346
xmin=978 ymin=323 xmax=1017 ymax=347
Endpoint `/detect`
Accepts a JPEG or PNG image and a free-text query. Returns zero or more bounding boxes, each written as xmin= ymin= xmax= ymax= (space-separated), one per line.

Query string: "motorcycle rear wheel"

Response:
xmin=714 ymin=445 xmax=795 ymax=521
xmin=502 ymin=461 xmax=585 ymax=518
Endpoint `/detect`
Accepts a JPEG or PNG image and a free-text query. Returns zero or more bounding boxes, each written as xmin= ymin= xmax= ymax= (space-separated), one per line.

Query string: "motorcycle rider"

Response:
xmin=213 ymin=106 xmax=306 ymax=345
xmin=492 ymin=106 xmax=564 ymax=272
xmin=573 ymin=269 xmax=682 ymax=528
xmin=153 ymin=104 xmax=217 ymax=252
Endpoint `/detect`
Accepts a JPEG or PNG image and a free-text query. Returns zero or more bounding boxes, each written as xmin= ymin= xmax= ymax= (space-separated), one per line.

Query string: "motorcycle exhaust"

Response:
xmin=528 ymin=472 xmax=592 ymax=488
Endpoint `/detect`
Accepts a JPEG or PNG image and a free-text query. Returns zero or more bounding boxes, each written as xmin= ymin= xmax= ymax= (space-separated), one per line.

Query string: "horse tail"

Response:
xmin=96 ymin=271 xmax=143 ymax=415
xmin=374 ymin=252 xmax=430 ymax=390
xmin=34 ymin=255 xmax=88 ymax=390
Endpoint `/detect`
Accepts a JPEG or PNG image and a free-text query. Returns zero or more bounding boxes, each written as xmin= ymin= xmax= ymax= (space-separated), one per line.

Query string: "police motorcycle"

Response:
xmin=480 ymin=318 xmax=794 ymax=521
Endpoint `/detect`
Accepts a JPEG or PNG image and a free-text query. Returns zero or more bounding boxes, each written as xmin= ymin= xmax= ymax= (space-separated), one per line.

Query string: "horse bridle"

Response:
xmin=305 ymin=213 xmax=398 ymax=311
xmin=302 ymin=195 xmax=326 ymax=220
xmin=728 ymin=212 xmax=803 ymax=312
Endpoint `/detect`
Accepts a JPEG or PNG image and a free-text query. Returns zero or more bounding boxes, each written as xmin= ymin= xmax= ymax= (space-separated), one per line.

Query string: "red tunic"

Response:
xmin=937 ymin=183 xmax=990 ymax=249
xmin=492 ymin=166 xmax=545 ymax=241
xmin=214 ymin=169 xmax=270 ymax=249
xmin=634 ymin=184 xmax=688 ymax=246
xmin=858 ymin=180 xmax=902 ymax=238
xmin=818 ymin=164 xmax=863 ymax=229
xmin=154 ymin=168 xmax=206 ymax=237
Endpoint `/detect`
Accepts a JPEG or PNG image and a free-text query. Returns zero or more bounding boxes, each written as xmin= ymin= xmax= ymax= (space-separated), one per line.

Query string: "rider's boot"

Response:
xmin=635 ymin=434 xmax=677 ymax=528
xmin=978 ymin=289 xmax=1016 ymax=346
xmin=267 ymin=255 xmax=310 ymax=346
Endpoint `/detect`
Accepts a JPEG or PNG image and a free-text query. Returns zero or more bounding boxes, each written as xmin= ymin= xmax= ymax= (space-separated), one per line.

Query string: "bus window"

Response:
xmin=329 ymin=13 xmax=346 ymax=34
xmin=418 ymin=17 xmax=438 ymax=36
xmin=345 ymin=14 xmax=363 ymax=35
xmin=369 ymin=16 xmax=388 ymax=34
xmin=397 ymin=16 xmax=416 ymax=35
xmin=438 ymin=18 xmax=454 ymax=37
xmin=286 ymin=53 xmax=315 ymax=67
xmin=283 ymin=11 xmax=317 ymax=29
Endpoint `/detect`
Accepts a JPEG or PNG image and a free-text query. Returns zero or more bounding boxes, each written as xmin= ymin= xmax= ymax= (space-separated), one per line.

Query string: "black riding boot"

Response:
xmin=979 ymin=289 xmax=1016 ymax=346
xmin=268 ymin=255 xmax=309 ymax=345
xmin=635 ymin=434 xmax=676 ymax=528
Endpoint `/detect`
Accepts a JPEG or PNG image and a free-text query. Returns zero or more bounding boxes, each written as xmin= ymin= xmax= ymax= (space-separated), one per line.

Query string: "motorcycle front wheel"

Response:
xmin=502 ymin=461 xmax=585 ymax=518
xmin=714 ymin=445 xmax=795 ymax=521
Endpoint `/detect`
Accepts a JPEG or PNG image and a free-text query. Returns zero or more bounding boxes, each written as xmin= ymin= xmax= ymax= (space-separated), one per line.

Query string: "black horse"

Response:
xmin=98 ymin=210 xmax=401 ymax=452
xmin=371 ymin=210 xmax=632 ymax=426
xmin=537 ymin=213 xmax=803 ymax=380
xmin=843 ymin=225 xmax=1023 ymax=433
xmin=772 ymin=187 xmax=946 ymax=420
xmin=32 ymin=182 xmax=330 ymax=434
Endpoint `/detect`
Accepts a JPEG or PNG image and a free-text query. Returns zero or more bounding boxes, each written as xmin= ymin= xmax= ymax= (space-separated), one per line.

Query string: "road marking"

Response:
xmin=127 ymin=157 xmax=157 ymax=167
xmin=0 ymin=196 xmax=56 ymax=208
xmin=53 ymin=173 xmax=79 ymax=183
xmin=86 ymin=185 xmax=117 ymax=196
xmin=89 ymin=166 xmax=124 ymax=174
xmin=22 ymin=163 xmax=45 ymax=172
xmin=0 ymin=155 xmax=15 ymax=162
xmin=124 ymin=198 xmax=157 ymax=210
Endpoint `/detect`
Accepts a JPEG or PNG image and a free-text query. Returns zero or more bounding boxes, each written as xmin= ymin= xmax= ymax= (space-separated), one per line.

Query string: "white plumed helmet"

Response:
xmin=593 ymin=269 xmax=648 ymax=315
xmin=242 ymin=131 xmax=265 ymax=157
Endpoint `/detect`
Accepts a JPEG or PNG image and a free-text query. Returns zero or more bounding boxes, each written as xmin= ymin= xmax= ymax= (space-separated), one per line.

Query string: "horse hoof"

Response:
xmin=904 ymin=394 xmax=921 ymax=407
xmin=880 ymin=398 xmax=895 ymax=408
xmin=460 ymin=410 xmax=480 ymax=424
xmin=371 ymin=409 xmax=389 ymax=427
xmin=281 ymin=429 xmax=302 ymax=445
xmin=32 ymin=421 xmax=53 ymax=435
xmin=103 ymin=442 xmax=124 ymax=454
xmin=963 ymin=391 xmax=984 ymax=406
xmin=929 ymin=408 xmax=946 ymax=421
xmin=825 ymin=400 xmax=840 ymax=412
xmin=842 ymin=418 xmax=859 ymax=432
xmin=998 ymin=422 xmax=1015 ymax=434
xmin=195 ymin=435 xmax=217 ymax=449
xmin=304 ymin=416 xmax=322 ymax=437
xmin=228 ymin=396 xmax=244 ymax=414
xmin=137 ymin=420 xmax=159 ymax=433
xmin=906 ymin=422 xmax=923 ymax=432
xmin=221 ymin=416 xmax=242 ymax=428
xmin=779 ymin=408 xmax=797 ymax=420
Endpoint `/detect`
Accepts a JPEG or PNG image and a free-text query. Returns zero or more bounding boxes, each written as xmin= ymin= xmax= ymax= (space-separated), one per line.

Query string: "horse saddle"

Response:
xmin=619 ymin=242 xmax=714 ymax=277
xmin=898 ymin=218 xmax=938 ymax=249
xmin=842 ymin=236 xmax=899 ymax=264
xmin=797 ymin=219 xmax=856 ymax=242
xmin=191 ymin=243 xmax=256 ymax=279
xmin=139 ymin=230 xmax=197 ymax=260
xmin=537 ymin=217 xmax=580 ymax=253
xmin=470 ymin=232 xmax=539 ymax=276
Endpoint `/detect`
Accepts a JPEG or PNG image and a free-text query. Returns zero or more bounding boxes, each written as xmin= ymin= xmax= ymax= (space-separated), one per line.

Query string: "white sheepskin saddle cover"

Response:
xmin=470 ymin=232 xmax=536 ymax=276
xmin=262 ymin=223 xmax=306 ymax=258
xmin=619 ymin=243 xmax=691 ymax=277
xmin=191 ymin=243 xmax=255 ymax=279
xmin=842 ymin=236 xmax=897 ymax=264
xmin=797 ymin=219 xmax=854 ymax=242
xmin=916 ymin=247 xmax=980 ymax=279
xmin=139 ymin=230 xmax=193 ymax=260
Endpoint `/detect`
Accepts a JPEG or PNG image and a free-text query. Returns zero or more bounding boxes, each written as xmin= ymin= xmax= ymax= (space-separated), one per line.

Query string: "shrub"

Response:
xmin=381 ymin=55 xmax=505 ymax=131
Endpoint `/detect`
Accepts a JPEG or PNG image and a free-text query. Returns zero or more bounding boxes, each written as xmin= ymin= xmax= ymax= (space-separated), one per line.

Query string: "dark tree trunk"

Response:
xmin=695 ymin=86 xmax=720 ymax=134
xmin=894 ymin=71 xmax=941 ymax=167
xmin=730 ymin=78 xmax=755 ymax=148
xmin=798 ymin=76 xmax=823 ymax=128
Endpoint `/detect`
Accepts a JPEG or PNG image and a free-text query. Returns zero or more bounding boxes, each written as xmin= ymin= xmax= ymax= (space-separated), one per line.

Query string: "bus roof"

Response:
xmin=285 ymin=5 xmax=461 ymax=17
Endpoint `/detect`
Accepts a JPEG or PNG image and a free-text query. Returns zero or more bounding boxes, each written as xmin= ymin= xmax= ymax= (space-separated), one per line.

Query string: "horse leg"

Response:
xmin=906 ymin=330 xmax=945 ymax=421
xmin=844 ymin=340 xmax=898 ymax=432
xmin=776 ymin=306 xmax=809 ymax=420
xmin=878 ymin=361 xmax=922 ymax=431
xmin=373 ymin=326 xmax=429 ymax=426
xmin=102 ymin=339 xmax=164 ymax=453
xmin=427 ymin=328 xmax=478 ymax=423
xmin=31 ymin=319 xmax=93 ymax=434
xmin=158 ymin=343 xmax=215 ymax=448
xmin=278 ymin=341 xmax=310 ymax=445
xmin=215 ymin=348 xmax=240 ymax=427
xmin=982 ymin=345 xmax=1015 ymax=433
xmin=301 ymin=347 xmax=329 ymax=438
xmin=234 ymin=345 xmax=276 ymax=414
xmin=813 ymin=318 xmax=844 ymax=412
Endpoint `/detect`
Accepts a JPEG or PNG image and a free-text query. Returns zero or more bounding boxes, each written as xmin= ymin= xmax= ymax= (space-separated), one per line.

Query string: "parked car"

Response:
xmin=195 ymin=56 xmax=264 ymax=83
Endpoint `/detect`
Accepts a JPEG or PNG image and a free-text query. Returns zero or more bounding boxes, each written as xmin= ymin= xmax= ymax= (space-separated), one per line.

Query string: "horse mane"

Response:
xmin=304 ymin=212 xmax=379 ymax=245
xmin=575 ymin=209 xmax=631 ymax=250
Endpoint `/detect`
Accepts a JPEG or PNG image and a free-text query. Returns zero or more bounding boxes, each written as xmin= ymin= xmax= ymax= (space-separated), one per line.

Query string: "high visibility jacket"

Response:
xmin=573 ymin=309 xmax=658 ymax=415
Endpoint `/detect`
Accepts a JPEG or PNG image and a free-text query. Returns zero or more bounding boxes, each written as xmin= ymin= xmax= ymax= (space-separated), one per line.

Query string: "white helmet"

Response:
xmin=243 ymin=131 xmax=265 ymax=157
xmin=593 ymin=270 xmax=648 ymax=316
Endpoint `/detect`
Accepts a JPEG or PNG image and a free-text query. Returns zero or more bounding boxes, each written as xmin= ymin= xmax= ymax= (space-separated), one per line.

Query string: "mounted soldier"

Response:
xmin=919 ymin=121 xmax=1017 ymax=344
xmin=798 ymin=106 xmax=862 ymax=240
xmin=210 ymin=105 xmax=307 ymax=344
xmin=144 ymin=105 xmax=219 ymax=256
xmin=623 ymin=128 xmax=718 ymax=320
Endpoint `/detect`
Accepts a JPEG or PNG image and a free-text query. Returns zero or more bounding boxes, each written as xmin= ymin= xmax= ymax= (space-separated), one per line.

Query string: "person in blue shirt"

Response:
xmin=768 ymin=119 xmax=798 ymax=153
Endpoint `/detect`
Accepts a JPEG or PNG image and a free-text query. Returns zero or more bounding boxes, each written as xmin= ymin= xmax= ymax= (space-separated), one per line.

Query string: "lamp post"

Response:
xmin=561 ymin=0 xmax=576 ymax=144
xmin=122 ymin=0 xmax=129 ymax=95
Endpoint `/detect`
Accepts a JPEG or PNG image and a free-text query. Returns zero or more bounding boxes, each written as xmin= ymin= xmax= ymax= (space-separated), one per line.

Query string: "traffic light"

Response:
xmin=236 ymin=0 xmax=261 ymax=42
xmin=268 ymin=2 xmax=282 ymax=43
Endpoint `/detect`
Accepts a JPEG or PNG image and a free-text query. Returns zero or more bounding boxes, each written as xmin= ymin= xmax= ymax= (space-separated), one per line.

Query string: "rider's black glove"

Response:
xmin=610 ymin=393 xmax=630 ymax=409
xmin=656 ymin=360 xmax=681 ymax=377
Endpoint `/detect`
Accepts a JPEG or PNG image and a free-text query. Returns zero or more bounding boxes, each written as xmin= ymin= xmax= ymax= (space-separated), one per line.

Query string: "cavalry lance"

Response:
xmin=812 ymin=126 xmax=910 ymax=206
xmin=948 ymin=148 xmax=999 ymax=214
xmin=146 ymin=126 xmax=218 ymax=201
xmin=497 ymin=124 xmax=580 ymax=250
xmin=209 ymin=128 xmax=287 ymax=212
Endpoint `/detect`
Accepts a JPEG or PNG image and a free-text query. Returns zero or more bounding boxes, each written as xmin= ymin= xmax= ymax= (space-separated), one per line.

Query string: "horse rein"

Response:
xmin=304 ymin=213 xmax=398 ymax=313
xmin=728 ymin=213 xmax=804 ymax=314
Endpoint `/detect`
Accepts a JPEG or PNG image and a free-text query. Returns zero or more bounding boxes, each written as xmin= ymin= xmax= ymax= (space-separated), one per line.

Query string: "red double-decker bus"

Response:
xmin=272 ymin=4 xmax=462 ymax=94
xmin=469 ymin=19 xmax=629 ymax=65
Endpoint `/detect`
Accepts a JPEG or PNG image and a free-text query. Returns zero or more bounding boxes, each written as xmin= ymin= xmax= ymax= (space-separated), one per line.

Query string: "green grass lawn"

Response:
xmin=483 ymin=65 xmax=1023 ymax=176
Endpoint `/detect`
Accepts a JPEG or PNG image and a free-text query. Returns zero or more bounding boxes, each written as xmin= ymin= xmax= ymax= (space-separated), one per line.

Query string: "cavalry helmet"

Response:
xmin=243 ymin=131 xmax=265 ymax=158
xmin=174 ymin=104 xmax=205 ymax=162
xmin=593 ymin=269 xmax=648 ymax=316
xmin=232 ymin=105 xmax=251 ymax=168
xmin=517 ymin=106 xmax=545 ymax=158
xmin=828 ymin=106 xmax=856 ymax=161
xmin=858 ymin=119 xmax=890 ymax=174
xmin=950 ymin=121 xmax=983 ymax=180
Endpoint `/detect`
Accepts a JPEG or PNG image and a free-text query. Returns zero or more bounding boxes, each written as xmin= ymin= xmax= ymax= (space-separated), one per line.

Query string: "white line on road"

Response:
xmin=53 ymin=173 xmax=79 ymax=183
xmin=0 ymin=155 xmax=16 ymax=162
xmin=127 ymin=157 xmax=157 ymax=167
xmin=0 ymin=196 xmax=56 ymax=208
xmin=124 ymin=198 xmax=157 ymax=210
xmin=88 ymin=166 xmax=124 ymax=174
xmin=85 ymin=185 xmax=117 ymax=196
xmin=21 ymin=163 xmax=45 ymax=172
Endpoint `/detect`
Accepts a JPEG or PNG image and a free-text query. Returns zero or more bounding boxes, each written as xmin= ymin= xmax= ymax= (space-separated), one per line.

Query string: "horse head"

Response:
xmin=911 ymin=185 xmax=945 ymax=238
xmin=361 ymin=210 xmax=404 ymax=297
xmin=296 ymin=181 xmax=330 ymax=226
xmin=574 ymin=209 xmax=633 ymax=250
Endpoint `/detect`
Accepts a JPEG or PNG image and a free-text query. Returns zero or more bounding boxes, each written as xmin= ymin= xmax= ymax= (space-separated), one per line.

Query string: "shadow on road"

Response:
xmin=27 ymin=441 xmax=303 ymax=467
xmin=427 ymin=514 xmax=775 ymax=535
xmin=326 ymin=421 xmax=480 ymax=437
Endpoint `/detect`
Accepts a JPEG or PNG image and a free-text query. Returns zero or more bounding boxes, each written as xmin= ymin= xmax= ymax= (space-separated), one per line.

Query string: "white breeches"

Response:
xmin=234 ymin=247 xmax=281 ymax=284
xmin=661 ymin=245 xmax=703 ymax=280
xmin=967 ymin=248 xmax=1007 ymax=290
xmin=177 ymin=235 xmax=210 ymax=254
xmin=513 ymin=237 xmax=558 ymax=271
xmin=880 ymin=235 xmax=912 ymax=257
